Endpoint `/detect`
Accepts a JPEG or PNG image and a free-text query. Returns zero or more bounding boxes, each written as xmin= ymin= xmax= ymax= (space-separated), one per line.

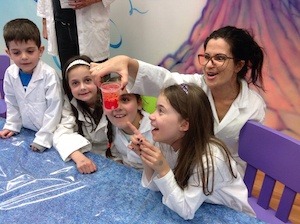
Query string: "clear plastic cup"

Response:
xmin=100 ymin=82 xmax=121 ymax=110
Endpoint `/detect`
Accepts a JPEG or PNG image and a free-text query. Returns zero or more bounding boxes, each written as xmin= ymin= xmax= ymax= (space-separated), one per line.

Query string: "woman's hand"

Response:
xmin=90 ymin=55 xmax=138 ymax=89
xmin=42 ymin=18 xmax=48 ymax=39
xmin=68 ymin=0 xmax=100 ymax=10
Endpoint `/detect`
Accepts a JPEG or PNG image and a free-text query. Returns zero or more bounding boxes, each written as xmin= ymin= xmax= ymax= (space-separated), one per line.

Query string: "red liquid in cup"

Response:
xmin=101 ymin=83 xmax=121 ymax=110
xmin=103 ymin=93 xmax=119 ymax=109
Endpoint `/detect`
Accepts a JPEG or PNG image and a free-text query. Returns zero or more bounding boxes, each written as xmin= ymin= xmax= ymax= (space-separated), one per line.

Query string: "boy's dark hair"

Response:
xmin=3 ymin=18 xmax=41 ymax=49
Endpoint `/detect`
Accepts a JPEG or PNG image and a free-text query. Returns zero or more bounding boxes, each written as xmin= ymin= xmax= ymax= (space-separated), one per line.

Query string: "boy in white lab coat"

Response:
xmin=0 ymin=18 xmax=63 ymax=152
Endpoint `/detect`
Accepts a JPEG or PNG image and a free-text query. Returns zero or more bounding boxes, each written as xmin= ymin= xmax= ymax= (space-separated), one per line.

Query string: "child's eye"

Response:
xmin=158 ymin=107 xmax=164 ymax=114
xmin=85 ymin=78 xmax=92 ymax=83
xmin=120 ymin=97 xmax=130 ymax=103
xmin=70 ymin=81 xmax=78 ymax=87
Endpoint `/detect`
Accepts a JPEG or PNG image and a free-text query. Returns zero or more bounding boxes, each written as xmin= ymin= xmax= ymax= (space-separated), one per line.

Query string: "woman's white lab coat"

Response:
xmin=37 ymin=0 xmax=115 ymax=61
xmin=127 ymin=60 xmax=266 ymax=176
xmin=3 ymin=60 xmax=63 ymax=148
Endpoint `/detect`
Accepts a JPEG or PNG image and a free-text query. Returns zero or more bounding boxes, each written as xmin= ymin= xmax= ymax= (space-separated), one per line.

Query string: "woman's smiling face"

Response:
xmin=202 ymin=38 xmax=242 ymax=91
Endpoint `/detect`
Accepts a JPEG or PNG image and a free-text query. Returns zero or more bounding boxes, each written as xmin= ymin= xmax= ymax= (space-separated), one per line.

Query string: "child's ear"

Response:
xmin=5 ymin=49 xmax=10 ymax=57
xmin=180 ymin=119 xmax=189 ymax=132
xmin=39 ymin=46 xmax=45 ymax=57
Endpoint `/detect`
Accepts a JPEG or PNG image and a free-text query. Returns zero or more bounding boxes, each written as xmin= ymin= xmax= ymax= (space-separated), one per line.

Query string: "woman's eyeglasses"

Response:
xmin=198 ymin=54 xmax=234 ymax=67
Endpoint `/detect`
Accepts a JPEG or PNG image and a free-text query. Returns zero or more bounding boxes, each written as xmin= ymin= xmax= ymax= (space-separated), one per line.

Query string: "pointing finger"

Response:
xmin=126 ymin=121 xmax=141 ymax=136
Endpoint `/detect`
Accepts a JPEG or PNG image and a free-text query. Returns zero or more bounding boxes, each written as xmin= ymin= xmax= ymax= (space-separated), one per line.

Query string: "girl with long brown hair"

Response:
xmin=128 ymin=83 xmax=254 ymax=220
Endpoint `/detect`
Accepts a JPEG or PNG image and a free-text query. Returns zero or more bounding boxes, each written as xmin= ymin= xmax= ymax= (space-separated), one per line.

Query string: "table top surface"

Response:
xmin=0 ymin=119 xmax=265 ymax=224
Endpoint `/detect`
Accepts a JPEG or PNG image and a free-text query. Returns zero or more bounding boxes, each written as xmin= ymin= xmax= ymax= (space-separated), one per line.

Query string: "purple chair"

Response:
xmin=239 ymin=120 xmax=300 ymax=223
xmin=0 ymin=55 xmax=10 ymax=118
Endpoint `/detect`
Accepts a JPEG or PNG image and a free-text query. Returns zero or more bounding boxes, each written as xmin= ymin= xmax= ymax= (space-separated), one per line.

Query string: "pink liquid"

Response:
xmin=103 ymin=97 xmax=119 ymax=109
xmin=101 ymin=83 xmax=121 ymax=110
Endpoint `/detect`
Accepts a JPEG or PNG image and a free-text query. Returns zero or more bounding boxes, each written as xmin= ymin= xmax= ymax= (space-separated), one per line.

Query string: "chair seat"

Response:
xmin=248 ymin=197 xmax=291 ymax=224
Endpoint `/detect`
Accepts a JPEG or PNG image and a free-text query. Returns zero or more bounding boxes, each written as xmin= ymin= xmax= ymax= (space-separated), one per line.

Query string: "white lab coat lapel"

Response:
xmin=215 ymin=102 xmax=240 ymax=134
xmin=205 ymin=81 xmax=248 ymax=135
xmin=10 ymin=66 xmax=26 ymax=96
xmin=24 ymin=62 xmax=44 ymax=96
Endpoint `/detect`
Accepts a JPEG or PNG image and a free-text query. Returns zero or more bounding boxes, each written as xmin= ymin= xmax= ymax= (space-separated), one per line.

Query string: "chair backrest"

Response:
xmin=0 ymin=55 xmax=10 ymax=118
xmin=239 ymin=121 xmax=300 ymax=223
xmin=0 ymin=54 xmax=10 ymax=97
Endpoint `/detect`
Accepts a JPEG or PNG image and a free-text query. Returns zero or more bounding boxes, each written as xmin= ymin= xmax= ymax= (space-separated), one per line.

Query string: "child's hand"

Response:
xmin=139 ymin=140 xmax=170 ymax=178
xmin=30 ymin=144 xmax=39 ymax=152
xmin=126 ymin=121 xmax=170 ymax=178
xmin=30 ymin=142 xmax=47 ymax=152
xmin=0 ymin=129 xmax=15 ymax=139
xmin=70 ymin=151 xmax=97 ymax=174
xmin=126 ymin=122 xmax=145 ymax=156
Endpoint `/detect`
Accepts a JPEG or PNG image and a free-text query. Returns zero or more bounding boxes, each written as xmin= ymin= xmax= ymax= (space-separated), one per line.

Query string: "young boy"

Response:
xmin=0 ymin=18 xmax=63 ymax=152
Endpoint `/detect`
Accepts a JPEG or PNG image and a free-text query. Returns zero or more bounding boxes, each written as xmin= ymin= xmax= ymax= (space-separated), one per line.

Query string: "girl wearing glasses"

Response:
xmin=91 ymin=26 xmax=266 ymax=177
xmin=127 ymin=83 xmax=255 ymax=219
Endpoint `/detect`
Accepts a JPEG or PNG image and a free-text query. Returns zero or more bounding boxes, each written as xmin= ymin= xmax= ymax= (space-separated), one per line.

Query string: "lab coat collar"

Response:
xmin=11 ymin=60 xmax=45 ymax=96
xmin=212 ymin=80 xmax=249 ymax=133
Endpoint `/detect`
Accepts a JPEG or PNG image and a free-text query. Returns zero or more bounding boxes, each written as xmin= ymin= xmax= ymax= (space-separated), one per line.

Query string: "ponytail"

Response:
xmin=247 ymin=41 xmax=264 ymax=90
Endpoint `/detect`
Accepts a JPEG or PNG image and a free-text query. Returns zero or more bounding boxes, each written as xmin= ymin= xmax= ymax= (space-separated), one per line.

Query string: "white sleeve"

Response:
xmin=53 ymin=96 xmax=91 ymax=161
xmin=129 ymin=60 xmax=203 ymax=97
xmin=3 ymin=67 xmax=22 ymax=132
xmin=141 ymin=170 xmax=160 ymax=191
xmin=153 ymin=170 xmax=207 ymax=220
xmin=36 ymin=0 xmax=46 ymax=17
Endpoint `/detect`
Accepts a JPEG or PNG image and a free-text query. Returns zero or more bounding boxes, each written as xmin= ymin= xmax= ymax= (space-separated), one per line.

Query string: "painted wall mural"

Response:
xmin=0 ymin=0 xmax=299 ymax=139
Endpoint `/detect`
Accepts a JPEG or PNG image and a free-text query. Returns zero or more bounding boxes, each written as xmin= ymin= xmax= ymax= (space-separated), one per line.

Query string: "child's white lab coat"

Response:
xmin=53 ymin=95 xmax=119 ymax=161
xmin=142 ymin=143 xmax=255 ymax=220
xmin=3 ymin=60 xmax=63 ymax=148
